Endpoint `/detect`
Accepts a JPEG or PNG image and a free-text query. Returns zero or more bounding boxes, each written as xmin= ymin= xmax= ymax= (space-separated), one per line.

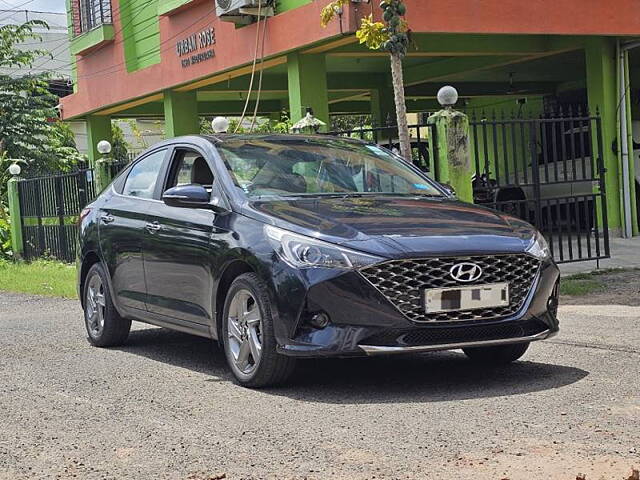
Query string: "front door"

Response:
xmin=143 ymin=148 xmax=217 ymax=325
xmin=99 ymin=148 xmax=168 ymax=312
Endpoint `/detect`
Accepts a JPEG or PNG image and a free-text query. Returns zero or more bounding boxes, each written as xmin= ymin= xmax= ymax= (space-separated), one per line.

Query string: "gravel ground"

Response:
xmin=1 ymin=290 xmax=639 ymax=480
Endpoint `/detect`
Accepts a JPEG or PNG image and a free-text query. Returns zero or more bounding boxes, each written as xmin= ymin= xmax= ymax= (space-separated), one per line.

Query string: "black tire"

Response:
xmin=83 ymin=263 xmax=131 ymax=347
xmin=221 ymin=273 xmax=296 ymax=388
xmin=463 ymin=342 xmax=530 ymax=364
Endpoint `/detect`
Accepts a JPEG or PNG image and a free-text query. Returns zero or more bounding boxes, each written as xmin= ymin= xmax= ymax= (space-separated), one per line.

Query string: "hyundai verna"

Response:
xmin=77 ymin=134 xmax=559 ymax=387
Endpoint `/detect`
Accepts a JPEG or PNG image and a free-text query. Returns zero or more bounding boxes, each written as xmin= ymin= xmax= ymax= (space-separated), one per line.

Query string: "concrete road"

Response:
xmin=1 ymin=291 xmax=639 ymax=480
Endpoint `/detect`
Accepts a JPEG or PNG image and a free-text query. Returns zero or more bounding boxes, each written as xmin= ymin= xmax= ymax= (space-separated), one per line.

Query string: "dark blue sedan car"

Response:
xmin=77 ymin=134 xmax=559 ymax=387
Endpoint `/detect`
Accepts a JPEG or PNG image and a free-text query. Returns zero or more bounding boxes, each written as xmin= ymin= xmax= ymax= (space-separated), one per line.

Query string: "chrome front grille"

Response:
xmin=359 ymin=254 xmax=541 ymax=322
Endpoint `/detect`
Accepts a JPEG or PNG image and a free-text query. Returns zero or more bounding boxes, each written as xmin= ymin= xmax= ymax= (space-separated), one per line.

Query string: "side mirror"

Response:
xmin=440 ymin=183 xmax=456 ymax=197
xmin=162 ymin=185 xmax=229 ymax=213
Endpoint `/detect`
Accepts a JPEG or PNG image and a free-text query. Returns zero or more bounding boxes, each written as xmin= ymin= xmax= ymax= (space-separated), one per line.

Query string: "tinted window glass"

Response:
xmin=217 ymin=138 xmax=443 ymax=198
xmin=123 ymin=150 xmax=166 ymax=199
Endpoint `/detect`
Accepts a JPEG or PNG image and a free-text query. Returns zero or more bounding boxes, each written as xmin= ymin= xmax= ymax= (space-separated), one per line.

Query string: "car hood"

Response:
xmin=244 ymin=196 xmax=535 ymax=258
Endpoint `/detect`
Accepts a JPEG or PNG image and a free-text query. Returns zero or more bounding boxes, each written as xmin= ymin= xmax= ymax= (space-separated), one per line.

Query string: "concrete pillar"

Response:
xmin=7 ymin=176 xmax=23 ymax=257
xmin=585 ymin=37 xmax=621 ymax=232
xmin=370 ymin=85 xmax=397 ymax=128
xmin=428 ymin=108 xmax=474 ymax=203
xmin=287 ymin=52 xmax=329 ymax=130
xmin=164 ymin=90 xmax=200 ymax=138
xmin=86 ymin=114 xmax=112 ymax=192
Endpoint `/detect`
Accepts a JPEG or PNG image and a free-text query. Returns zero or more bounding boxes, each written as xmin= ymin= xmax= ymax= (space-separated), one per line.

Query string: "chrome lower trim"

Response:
xmin=359 ymin=329 xmax=551 ymax=356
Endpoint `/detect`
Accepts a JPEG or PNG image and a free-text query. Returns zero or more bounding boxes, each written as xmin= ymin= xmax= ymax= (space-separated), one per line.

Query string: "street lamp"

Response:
xmin=8 ymin=163 xmax=21 ymax=176
xmin=212 ymin=116 xmax=230 ymax=133
xmin=97 ymin=140 xmax=112 ymax=155
xmin=437 ymin=85 xmax=459 ymax=108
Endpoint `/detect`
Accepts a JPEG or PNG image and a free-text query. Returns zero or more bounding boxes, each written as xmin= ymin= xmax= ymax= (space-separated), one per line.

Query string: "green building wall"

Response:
xmin=119 ymin=0 xmax=162 ymax=73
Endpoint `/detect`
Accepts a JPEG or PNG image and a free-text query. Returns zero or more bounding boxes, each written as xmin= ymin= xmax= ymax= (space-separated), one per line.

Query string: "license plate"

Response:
xmin=424 ymin=283 xmax=509 ymax=314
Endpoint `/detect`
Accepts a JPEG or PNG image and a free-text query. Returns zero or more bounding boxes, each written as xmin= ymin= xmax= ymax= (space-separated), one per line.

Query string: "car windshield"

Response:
xmin=217 ymin=137 xmax=444 ymax=199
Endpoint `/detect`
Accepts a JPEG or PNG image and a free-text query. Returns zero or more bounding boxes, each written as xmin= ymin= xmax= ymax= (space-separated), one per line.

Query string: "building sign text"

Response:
xmin=176 ymin=27 xmax=216 ymax=68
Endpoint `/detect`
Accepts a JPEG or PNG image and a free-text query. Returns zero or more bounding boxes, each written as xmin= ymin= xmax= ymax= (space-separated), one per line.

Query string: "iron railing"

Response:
xmin=469 ymin=107 xmax=610 ymax=264
xmin=17 ymin=169 xmax=97 ymax=263
xmin=79 ymin=0 xmax=112 ymax=34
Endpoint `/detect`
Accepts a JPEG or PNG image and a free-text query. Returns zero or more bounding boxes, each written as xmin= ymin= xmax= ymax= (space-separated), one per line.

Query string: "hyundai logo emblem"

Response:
xmin=450 ymin=262 xmax=483 ymax=282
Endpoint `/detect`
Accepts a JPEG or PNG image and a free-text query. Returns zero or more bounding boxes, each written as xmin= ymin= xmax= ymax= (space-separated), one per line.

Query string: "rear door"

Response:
xmin=99 ymin=148 xmax=168 ymax=313
xmin=142 ymin=147 xmax=218 ymax=326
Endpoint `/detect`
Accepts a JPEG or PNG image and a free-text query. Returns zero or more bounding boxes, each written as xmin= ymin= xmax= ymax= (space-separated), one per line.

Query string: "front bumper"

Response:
xmin=275 ymin=257 xmax=560 ymax=358
xmin=359 ymin=328 xmax=555 ymax=356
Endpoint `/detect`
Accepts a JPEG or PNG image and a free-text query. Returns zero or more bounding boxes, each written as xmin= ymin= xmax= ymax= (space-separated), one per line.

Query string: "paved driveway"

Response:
xmin=1 ymin=291 xmax=639 ymax=479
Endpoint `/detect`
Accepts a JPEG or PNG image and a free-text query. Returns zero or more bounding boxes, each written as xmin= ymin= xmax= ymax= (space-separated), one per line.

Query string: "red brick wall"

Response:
xmin=71 ymin=0 xmax=81 ymax=36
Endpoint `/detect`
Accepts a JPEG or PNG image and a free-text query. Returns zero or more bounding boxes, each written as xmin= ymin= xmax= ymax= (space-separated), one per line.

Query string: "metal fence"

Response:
xmin=328 ymin=110 xmax=610 ymax=265
xmin=17 ymin=169 xmax=97 ymax=263
xmin=469 ymin=108 xmax=610 ymax=264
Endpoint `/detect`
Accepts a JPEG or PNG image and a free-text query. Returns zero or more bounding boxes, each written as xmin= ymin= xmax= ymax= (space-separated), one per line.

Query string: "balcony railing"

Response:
xmin=79 ymin=0 xmax=112 ymax=34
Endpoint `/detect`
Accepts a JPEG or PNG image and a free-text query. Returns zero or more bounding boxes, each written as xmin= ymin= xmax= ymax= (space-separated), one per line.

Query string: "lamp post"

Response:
xmin=7 ymin=162 xmax=24 ymax=257
xmin=95 ymin=140 xmax=112 ymax=192
xmin=427 ymin=85 xmax=474 ymax=203
xmin=212 ymin=116 xmax=230 ymax=133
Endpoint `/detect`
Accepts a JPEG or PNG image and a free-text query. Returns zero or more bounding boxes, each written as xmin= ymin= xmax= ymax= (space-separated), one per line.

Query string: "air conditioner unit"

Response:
xmin=216 ymin=0 xmax=273 ymax=25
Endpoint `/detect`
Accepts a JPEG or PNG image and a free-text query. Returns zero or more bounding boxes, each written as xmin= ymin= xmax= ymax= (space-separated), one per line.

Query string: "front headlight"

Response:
xmin=264 ymin=225 xmax=383 ymax=269
xmin=525 ymin=231 xmax=551 ymax=260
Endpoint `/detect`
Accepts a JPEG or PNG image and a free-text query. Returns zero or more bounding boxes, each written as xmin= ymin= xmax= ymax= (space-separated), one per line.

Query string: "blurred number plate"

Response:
xmin=425 ymin=283 xmax=509 ymax=314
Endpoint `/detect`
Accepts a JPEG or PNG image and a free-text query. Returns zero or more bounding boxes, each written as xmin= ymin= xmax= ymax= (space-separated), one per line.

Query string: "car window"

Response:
xmin=217 ymin=138 xmax=443 ymax=198
xmin=123 ymin=149 xmax=166 ymax=199
xmin=165 ymin=149 xmax=214 ymax=191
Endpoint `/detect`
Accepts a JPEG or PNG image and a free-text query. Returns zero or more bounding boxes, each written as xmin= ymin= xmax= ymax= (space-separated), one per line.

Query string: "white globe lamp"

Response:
xmin=212 ymin=116 xmax=230 ymax=134
xmin=97 ymin=140 xmax=112 ymax=155
xmin=8 ymin=163 xmax=21 ymax=176
xmin=437 ymin=85 xmax=459 ymax=108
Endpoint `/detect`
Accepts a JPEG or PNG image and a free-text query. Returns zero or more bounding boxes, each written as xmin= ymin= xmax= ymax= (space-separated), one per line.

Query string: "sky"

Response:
xmin=0 ymin=0 xmax=66 ymax=13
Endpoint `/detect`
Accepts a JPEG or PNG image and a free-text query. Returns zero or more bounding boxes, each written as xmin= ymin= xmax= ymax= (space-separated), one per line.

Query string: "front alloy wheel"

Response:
xmin=226 ymin=289 xmax=263 ymax=375
xmin=222 ymin=273 xmax=296 ymax=387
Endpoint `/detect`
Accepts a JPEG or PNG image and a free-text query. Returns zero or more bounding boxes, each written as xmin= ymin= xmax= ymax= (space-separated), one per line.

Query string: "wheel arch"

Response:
xmin=79 ymin=251 xmax=101 ymax=308
xmin=79 ymin=251 xmax=120 ymax=316
xmin=213 ymin=259 xmax=258 ymax=341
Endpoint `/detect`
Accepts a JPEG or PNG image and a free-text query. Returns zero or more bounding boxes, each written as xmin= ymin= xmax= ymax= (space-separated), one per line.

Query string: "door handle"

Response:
xmin=100 ymin=214 xmax=114 ymax=224
xmin=145 ymin=221 xmax=162 ymax=233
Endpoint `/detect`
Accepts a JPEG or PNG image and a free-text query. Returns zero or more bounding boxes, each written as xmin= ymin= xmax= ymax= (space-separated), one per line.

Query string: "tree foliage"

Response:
xmin=111 ymin=122 xmax=130 ymax=163
xmin=0 ymin=21 xmax=85 ymax=257
xmin=0 ymin=21 xmax=84 ymax=181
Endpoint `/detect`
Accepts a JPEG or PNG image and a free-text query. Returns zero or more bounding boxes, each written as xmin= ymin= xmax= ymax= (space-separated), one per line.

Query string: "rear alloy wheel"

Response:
xmin=463 ymin=342 xmax=530 ymax=364
xmin=222 ymin=273 xmax=296 ymax=387
xmin=83 ymin=263 xmax=131 ymax=347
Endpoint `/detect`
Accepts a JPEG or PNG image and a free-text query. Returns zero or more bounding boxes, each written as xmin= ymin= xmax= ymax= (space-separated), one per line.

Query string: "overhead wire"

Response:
xmin=0 ymin=0 xmax=40 ymax=22
xmin=39 ymin=0 xmax=156 ymax=69
xmin=249 ymin=2 xmax=270 ymax=132
xmin=234 ymin=0 xmax=263 ymax=133
xmin=23 ymin=4 xmax=216 ymax=81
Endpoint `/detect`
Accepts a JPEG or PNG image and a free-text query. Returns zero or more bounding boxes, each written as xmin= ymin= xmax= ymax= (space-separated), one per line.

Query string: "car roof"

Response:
xmin=202 ymin=133 xmax=368 ymax=145
xmin=148 ymin=133 xmax=368 ymax=148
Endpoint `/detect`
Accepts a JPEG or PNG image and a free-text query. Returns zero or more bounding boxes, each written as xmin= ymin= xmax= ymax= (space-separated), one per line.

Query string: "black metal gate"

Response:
xmin=470 ymin=108 xmax=610 ymax=264
xmin=17 ymin=169 xmax=97 ymax=263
